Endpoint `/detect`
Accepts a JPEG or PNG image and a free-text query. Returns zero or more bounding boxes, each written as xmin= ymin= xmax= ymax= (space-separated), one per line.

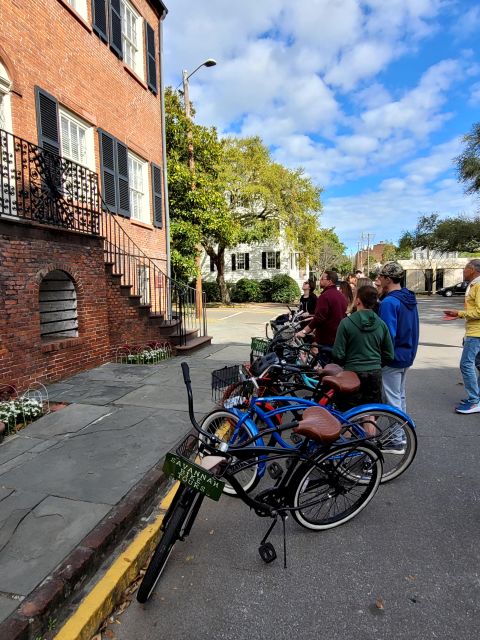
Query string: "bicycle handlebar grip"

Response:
xmin=181 ymin=362 xmax=191 ymax=385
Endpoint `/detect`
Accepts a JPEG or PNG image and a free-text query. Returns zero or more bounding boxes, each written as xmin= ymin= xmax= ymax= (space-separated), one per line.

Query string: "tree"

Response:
xmin=165 ymin=92 xmax=324 ymax=301
xmin=312 ymin=228 xmax=350 ymax=275
xmin=165 ymin=88 xmax=228 ymax=281
xmin=205 ymin=137 xmax=323 ymax=301
xmin=457 ymin=122 xmax=480 ymax=197
xmin=398 ymin=213 xmax=480 ymax=253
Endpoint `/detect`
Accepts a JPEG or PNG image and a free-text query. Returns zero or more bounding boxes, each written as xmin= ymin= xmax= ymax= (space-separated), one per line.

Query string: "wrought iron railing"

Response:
xmin=0 ymin=128 xmax=207 ymax=346
xmin=0 ymin=129 xmax=100 ymax=234
xmin=100 ymin=209 xmax=207 ymax=346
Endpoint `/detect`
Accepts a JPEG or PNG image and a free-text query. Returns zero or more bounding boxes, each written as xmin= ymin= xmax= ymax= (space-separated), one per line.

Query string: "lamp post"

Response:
xmin=181 ymin=59 xmax=217 ymax=319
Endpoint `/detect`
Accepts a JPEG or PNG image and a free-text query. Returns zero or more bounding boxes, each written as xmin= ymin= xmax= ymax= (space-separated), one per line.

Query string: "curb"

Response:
xmin=53 ymin=483 xmax=178 ymax=640
xmin=0 ymin=465 xmax=169 ymax=640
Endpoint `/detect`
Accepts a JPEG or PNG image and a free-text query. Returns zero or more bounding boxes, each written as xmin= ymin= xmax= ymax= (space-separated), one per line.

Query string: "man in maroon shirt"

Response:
xmin=295 ymin=270 xmax=347 ymax=346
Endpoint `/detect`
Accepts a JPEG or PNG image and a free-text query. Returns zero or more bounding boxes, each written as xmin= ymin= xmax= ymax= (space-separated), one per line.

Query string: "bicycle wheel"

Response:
xmin=200 ymin=410 xmax=260 ymax=495
xmin=290 ymin=444 xmax=382 ymax=531
xmin=345 ymin=409 xmax=417 ymax=483
xmin=137 ymin=487 xmax=201 ymax=603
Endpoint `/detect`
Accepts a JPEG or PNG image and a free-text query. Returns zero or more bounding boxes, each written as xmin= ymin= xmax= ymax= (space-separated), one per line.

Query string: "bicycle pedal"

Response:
xmin=258 ymin=542 xmax=277 ymax=564
xmin=267 ymin=462 xmax=283 ymax=480
xmin=290 ymin=433 xmax=302 ymax=444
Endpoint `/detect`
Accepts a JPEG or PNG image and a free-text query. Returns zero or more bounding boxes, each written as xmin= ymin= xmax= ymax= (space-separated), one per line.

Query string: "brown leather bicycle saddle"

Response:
xmin=317 ymin=363 xmax=343 ymax=379
xmin=322 ymin=371 xmax=360 ymax=394
xmin=293 ymin=406 xmax=341 ymax=444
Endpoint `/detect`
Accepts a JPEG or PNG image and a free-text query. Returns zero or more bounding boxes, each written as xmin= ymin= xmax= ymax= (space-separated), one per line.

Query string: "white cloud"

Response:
xmin=162 ymin=1 xmax=480 ymax=251
xmin=469 ymin=82 xmax=480 ymax=106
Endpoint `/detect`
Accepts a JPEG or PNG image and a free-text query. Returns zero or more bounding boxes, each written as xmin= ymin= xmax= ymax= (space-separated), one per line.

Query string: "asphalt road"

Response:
xmin=104 ymin=296 xmax=480 ymax=640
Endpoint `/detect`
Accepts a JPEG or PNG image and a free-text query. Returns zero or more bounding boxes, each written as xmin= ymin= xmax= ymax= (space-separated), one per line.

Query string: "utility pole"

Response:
xmin=361 ymin=232 xmax=375 ymax=276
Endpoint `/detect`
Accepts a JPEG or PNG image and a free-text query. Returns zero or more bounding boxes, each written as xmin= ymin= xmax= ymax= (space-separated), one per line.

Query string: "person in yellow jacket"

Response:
xmin=444 ymin=259 xmax=480 ymax=414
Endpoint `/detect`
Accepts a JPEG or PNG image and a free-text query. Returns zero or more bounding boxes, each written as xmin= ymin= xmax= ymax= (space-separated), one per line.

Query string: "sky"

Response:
xmin=162 ymin=0 xmax=480 ymax=253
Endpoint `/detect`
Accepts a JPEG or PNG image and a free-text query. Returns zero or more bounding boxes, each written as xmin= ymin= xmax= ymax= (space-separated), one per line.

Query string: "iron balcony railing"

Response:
xmin=100 ymin=209 xmax=207 ymax=346
xmin=0 ymin=127 xmax=207 ymax=346
xmin=0 ymin=128 xmax=100 ymax=234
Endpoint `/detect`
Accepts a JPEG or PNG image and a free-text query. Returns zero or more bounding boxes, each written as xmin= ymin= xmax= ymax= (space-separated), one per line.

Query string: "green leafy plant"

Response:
xmin=270 ymin=274 xmax=300 ymax=303
xmin=231 ymin=278 xmax=262 ymax=303
xmin=259 ymin=278 xmax=273 ymax=302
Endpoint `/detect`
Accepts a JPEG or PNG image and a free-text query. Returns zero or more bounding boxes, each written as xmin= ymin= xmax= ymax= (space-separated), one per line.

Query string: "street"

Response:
xmin=103 ymin=297 xmax=479 ymax=640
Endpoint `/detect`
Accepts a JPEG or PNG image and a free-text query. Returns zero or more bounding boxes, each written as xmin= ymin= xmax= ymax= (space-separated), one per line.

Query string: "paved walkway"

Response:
xmin=0 ymin=342 xmax=249 ymax=632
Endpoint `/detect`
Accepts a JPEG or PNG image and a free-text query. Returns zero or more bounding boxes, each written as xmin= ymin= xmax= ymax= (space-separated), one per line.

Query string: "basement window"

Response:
xmin=39 ymin=270 xmax=78 ymax=340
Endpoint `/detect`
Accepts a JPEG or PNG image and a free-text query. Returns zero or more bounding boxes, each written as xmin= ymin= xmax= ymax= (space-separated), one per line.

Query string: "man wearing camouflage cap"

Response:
xmin=378 ymin=262 xmax=419 ymax=429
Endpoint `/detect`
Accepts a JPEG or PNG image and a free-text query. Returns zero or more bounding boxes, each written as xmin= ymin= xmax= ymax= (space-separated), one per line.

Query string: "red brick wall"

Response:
xmin=0 ymin=0 xmax=167 ymax=263
xmin=0 ymin=218 xmax=171 ymax=391
xmin=0 ymin=219 xmax=110 ymax=389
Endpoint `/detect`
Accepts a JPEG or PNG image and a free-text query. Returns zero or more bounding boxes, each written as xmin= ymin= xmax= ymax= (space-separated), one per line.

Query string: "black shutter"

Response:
xmin=99 ymin=130 xmax=117 ymax=212
xmin=35 ymin=87 xmax=59 ymax=155
xmin=151 ymin=163 xmax=163 ymax=228
xmin=275 ymin=251 xmax=281 ymax=269
xmin=245 ymin=253 xmax=250 ymax=270
xmin=262 ymin=252 xmax=266 ymax=269
xmin=116 ymin=141 xmax=130 ymax=217
xmin=145 ymin=21 xmax=157 ymax=94
xmin=92 ymin=0 xmax=108 ymax=42
xmin=109 ymin=0 xmax=123 ymax=59
xmin=232 ymin=255 xmax=236 ymax=271
xmin=210 ymin=257 xmax=215 ymax=272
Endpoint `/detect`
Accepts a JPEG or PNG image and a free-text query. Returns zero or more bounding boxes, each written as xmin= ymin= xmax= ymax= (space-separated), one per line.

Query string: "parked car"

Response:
xmin=436 ymin=281 xmax=468 ymax=297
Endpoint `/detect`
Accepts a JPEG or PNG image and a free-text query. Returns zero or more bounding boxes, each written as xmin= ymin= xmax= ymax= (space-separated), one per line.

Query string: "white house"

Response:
xmin=201 ymin=235 xmax=305 ymax=286
xmin=398 ymin=250 xmax=469 ymax=293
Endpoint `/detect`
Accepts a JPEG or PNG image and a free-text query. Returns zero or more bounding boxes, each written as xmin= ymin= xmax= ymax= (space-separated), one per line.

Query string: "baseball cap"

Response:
xmin=379 ymin=261 xmax=404 ymax=278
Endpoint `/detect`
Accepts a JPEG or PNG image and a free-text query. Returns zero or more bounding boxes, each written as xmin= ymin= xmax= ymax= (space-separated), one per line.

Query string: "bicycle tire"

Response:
xmin=290 ymin=443 xmax=382 ymax=531
xmin=345 ymin=408 xmax=417 ymax=483
xmin=137 ymin=488 xmax=200 ymax=603
xmin=200 ymin=410 xmax=260 ymax=495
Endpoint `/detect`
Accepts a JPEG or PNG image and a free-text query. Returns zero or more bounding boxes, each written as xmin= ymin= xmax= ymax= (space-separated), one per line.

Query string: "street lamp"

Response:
xmin=181 ymin=58 xmax=217 ymax=319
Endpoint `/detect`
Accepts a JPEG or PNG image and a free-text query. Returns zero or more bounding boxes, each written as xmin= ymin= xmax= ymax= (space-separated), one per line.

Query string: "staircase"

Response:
xmin=99 ymin=210 xmax=211 ymax=354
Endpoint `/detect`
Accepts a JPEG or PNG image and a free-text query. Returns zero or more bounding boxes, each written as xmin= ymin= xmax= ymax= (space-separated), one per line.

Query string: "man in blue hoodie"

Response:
xmin=378 ymin=261 xmax=419 ymax=414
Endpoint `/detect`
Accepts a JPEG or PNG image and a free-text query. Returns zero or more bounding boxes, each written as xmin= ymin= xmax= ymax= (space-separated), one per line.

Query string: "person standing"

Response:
xmin=443 ymin=259 xmax=480 ymax=414
xmin=378 ymin=261 xmax=419 ymax=413
xmin=296 ymin=270 xmax=347 ymax=347
xmin=298 ymin=280 xmax=317 ymax=317
xmin=332 ymin=285 xmax=394 ymax=409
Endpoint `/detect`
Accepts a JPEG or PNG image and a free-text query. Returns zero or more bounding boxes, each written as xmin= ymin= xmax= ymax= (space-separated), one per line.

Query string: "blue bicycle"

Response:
xmin=204 ymin=366 xmax=417 ymax=492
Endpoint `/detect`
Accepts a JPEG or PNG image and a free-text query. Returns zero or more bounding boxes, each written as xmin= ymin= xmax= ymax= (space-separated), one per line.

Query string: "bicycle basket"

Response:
xmin=175 ymin=433 xmax=199 ymax=461
xmin=211 ymin=365 xmax=246 ymax=403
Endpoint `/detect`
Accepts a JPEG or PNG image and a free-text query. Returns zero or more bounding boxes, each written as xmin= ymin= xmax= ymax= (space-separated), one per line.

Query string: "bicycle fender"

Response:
xmin=342 ymin=403 xmax=416 ymax=429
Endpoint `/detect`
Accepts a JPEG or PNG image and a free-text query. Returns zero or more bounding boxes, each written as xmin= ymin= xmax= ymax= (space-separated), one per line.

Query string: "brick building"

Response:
xmin=0 ymin=0 xmax=208 ymax=391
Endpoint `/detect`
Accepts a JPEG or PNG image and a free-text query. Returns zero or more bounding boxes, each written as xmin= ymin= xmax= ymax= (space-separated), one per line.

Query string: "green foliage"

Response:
xmin=399 ymin=213 xmax=480 ymax=253
xmin=201 ymin=280 xmax=222 ymax=302
xmin=231 ymin=278 xmax=263 ymax=303
xmin=270 ymin=274 xmax=300 ymax=303
xmin=456 ymin=122 xmax=480 ymax=195
xmin=259 ymin=278 xmax=273 ymax=302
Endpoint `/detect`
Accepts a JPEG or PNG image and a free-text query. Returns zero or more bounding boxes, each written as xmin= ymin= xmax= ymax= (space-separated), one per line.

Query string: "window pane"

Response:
xmin=237 ymin=253 xmax=245 ymax=270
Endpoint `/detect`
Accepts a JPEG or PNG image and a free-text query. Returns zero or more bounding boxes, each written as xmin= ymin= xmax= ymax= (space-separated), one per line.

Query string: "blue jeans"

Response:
xmin=382 ymin=366 xmax=408 ymax=413
xmin=460 ymin=337 xmax=480 ymax=404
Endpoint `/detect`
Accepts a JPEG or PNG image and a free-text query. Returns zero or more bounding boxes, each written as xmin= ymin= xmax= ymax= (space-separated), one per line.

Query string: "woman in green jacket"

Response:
xmin=332 ymin=285 xmax=394 ymax=409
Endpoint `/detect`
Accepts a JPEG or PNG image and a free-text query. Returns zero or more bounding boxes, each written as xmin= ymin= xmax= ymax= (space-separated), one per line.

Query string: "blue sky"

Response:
xmin=163 ymin=0 xmax=480 ymax=253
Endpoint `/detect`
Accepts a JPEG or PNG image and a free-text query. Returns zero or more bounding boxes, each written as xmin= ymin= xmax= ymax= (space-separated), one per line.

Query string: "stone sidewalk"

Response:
xmin=0 ymin=342 xmax=249 ymax=638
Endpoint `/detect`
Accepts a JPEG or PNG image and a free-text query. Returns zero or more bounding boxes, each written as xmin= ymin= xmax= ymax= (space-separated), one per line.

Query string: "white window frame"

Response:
xmin=236 ymin=253 xmax=247 ymax=270
xmin=266 ymin=251 xmax=277 ymax=269
xmin=0 ymin=62 xmax=13 ymax=133
xmin=128 ymin=151 xmax=150 ymax=223
xmin=59 ymin=107 xmax=94 ymax=170
xmin=65 ymin=0 xmax=88 ymax=20
xmin=121 ymin=0 xmax=145 ymax=79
